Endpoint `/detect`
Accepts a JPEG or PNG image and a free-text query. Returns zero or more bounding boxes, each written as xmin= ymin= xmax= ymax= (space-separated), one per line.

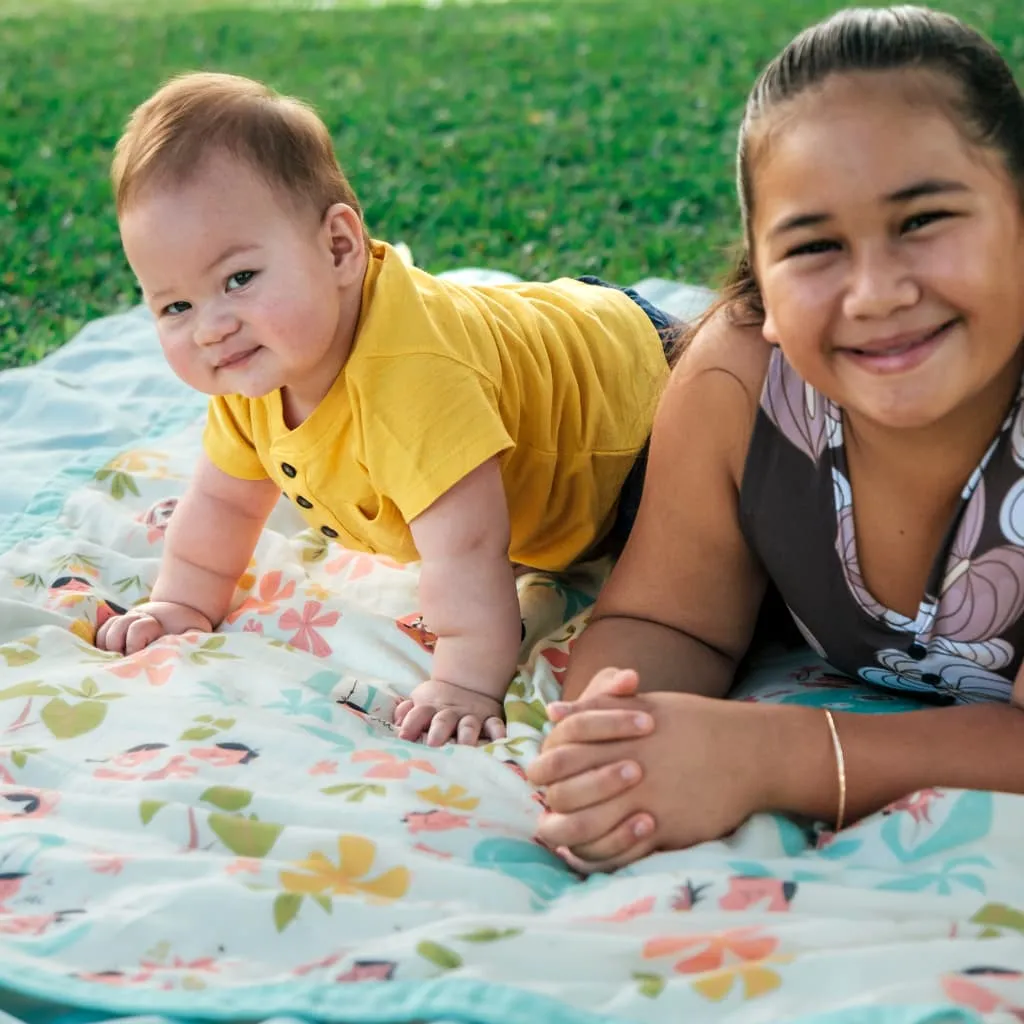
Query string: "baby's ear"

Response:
xmin=322 ymin=203 xmax=366 ymax=285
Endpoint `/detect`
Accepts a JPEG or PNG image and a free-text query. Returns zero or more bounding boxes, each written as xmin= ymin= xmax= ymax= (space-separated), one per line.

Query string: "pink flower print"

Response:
xmin=242 ymin=619 xmax=264 ymax=635
xmin=324 ymin=550 xmax=377 ymax=580
xmin=883 ymin=788 xmax=944 ymax=824
xmin=412 ymin=842 xmax=453 ymax=860
xmin=309 ymin=760 xmax=339 ymax=776
xmin=942 ymin=972 xmax=1024 ymax=1015
xmin=107 ymin=645 xmax=178 ymax=686
xmin=588 ymin=895 xmax=657 ymax=923
xmin=226 ymin=571 xmax=296 ymax=625
xmin=143 ymin=755 xmax=197 ymax=781
xmin=225 ymin=857 xmax=261 ymax=875
xmin=90 ymin=854 xmax=127 ymax=875
xmin=832 ymin=468 xmax=891 ymax=621
xmin=292 ymin=953 xmax=346 ymax=977
xmin=938 ymin=479 xmax=1024 ymax=641
xmin=278 ymin=602 xmax=339 ymax=657
xmin=137 ymin=498 xmax=178 ymax=544
xmin=762 ymin=350 xmax=840 ymax=465
xmin=351 ymin=750 xmax=436 ymax=779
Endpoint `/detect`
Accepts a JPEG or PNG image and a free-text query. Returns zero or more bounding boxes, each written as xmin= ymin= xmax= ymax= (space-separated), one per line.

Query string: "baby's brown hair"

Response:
xmin=112 ymin=71 xmax=366 ymax=231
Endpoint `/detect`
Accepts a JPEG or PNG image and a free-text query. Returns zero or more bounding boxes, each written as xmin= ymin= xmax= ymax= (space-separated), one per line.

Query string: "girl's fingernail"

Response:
xmin=634 ymin=714 xmax=653 ymax=730
xmin=620 ymin=762 xmax=640 ymax=781
xmin=633 ymin=818 xmax=652 ymax=837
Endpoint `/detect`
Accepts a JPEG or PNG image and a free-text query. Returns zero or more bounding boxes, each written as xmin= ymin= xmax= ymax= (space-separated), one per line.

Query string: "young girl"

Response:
xmin=527 ymin=5 xmax=1024 ymax=871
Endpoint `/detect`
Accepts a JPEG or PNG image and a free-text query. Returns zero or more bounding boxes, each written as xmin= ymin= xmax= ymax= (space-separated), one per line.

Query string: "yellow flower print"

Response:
xmin=110 ymin=449 xmax=169 ymax=475
xmin=692 ymin=959 xmax=787 ymax=1002
xmin=415 ymin=784 xmax=479 ymax=811
xmin=279 ymin=835 xmax=409 ymax=903
xmin=643 ymin=927 xmax=790 ymax=1003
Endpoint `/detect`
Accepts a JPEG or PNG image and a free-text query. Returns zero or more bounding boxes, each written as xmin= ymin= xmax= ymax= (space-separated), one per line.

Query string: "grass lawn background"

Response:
xmin=2 ymin=0 xmax=1023 ymax=368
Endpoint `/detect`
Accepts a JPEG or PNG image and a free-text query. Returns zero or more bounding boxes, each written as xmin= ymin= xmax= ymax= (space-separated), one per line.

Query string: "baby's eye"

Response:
xmin=785 ymin=239 xmax=840 ymax=259
xmin=226 ymin=270 xmax=256 ymax=291
xmin=162 ymin=301 xmax=192 ymax=317
xmin=901 ymin=210 xmax=952 ymax=233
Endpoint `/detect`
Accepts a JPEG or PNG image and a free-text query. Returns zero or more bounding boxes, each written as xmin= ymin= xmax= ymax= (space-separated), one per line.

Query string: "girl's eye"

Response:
xmin=902 ymin=210 xmax=951 ymax=233
xmin=226 ymin=270 xmax=256 ymax=291
xmin=162 ymin=301 xmax=192 ymax=317
xmin=785 ymin=239 xmax=840 ymax=259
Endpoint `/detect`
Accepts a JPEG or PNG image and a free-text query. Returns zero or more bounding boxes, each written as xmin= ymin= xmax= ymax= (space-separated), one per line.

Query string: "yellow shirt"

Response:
xmin=203 ymin=241 xmax=668 ymax=570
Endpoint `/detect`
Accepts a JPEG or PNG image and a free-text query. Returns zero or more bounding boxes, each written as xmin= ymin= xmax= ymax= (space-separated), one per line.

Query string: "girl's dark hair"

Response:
xmin=682 ymin=5 xmax=1024 ymax=346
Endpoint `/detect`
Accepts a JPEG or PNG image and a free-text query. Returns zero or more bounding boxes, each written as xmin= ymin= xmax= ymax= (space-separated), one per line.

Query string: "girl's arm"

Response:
xmin=563 ymin=311 xmax=771 ymax=702
xmin=766 ymin=696 xmax=1024 ymax=825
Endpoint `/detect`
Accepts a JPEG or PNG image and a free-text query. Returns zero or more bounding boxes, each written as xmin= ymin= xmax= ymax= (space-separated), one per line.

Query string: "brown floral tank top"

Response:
xmin=739 ymin=347 xmax=1024 ymax=705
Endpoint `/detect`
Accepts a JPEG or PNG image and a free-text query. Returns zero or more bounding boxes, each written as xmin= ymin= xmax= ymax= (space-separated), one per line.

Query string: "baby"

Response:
xmin=97 ymin=72 xmax=672 ymax=746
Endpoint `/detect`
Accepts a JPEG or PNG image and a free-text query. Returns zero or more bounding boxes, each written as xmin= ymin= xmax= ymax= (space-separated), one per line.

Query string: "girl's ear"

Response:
xmin=322 ymin=203 xmax=366 ymax=286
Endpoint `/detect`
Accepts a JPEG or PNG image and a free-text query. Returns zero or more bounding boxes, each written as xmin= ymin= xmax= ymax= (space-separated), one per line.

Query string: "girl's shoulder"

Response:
xmin=666 ymin=306 xmax=772 ymax=486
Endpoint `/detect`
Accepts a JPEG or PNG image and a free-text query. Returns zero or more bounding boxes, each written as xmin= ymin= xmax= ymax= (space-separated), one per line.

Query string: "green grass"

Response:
xmin=2 ymin=0 xmax=1024 ymax=367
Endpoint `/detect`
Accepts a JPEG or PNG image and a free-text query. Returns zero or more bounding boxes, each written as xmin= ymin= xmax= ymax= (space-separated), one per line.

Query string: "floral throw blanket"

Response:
xmin=0 ymin=296 xmax=1022 ymax=1024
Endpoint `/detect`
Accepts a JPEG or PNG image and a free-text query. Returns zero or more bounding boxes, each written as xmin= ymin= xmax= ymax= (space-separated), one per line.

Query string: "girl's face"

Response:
xmin=751 ymin=71 xmax=1024 ymax=433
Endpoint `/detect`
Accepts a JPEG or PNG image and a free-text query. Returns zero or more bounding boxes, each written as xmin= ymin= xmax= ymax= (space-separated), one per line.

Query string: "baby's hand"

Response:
xmin=95 ymin=601 xmax=213 ymax=655
xmin=395 ymin=678 xmax=506 ymax=747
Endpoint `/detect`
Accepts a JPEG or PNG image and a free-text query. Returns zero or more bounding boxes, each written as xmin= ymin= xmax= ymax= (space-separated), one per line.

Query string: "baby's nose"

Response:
xmin=194 ymin=310 xmax=240 ymax=346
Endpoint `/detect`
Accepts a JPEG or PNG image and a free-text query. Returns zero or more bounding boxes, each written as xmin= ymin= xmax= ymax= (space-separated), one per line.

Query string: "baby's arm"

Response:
xmin=396 ymin=457 xmax=521 ymax=746
xmin=96 ymin=453 xmax=281 ymax=654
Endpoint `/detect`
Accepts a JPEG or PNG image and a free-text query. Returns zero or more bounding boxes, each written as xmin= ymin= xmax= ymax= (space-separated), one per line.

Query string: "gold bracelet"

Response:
xmin=824 ymin=709 xmax=847 ymax=832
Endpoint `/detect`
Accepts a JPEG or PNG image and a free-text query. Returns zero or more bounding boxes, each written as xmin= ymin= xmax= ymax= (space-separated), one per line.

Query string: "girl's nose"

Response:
xmin=842 ymin=244 xmax=920 ymax=321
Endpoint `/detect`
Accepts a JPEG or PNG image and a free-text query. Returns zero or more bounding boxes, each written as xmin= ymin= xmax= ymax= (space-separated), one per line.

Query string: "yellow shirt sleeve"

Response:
xmin=202 ymin=394 xmax=269 ymax=481
xmin=355 ymin=352 xmax=514 ymax=522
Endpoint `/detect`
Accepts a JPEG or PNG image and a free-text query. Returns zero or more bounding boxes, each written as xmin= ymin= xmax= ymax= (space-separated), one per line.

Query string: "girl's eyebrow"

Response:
xmin=884 ymin=178 xmax=969 ymax=203
xmin=770 ymin=211 xmax=831 ymax=239
xmin=769 ymin=179 xmax=970 ymax=241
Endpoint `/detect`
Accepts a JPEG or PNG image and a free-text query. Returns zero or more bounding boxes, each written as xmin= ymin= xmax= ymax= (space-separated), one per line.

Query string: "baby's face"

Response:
xmin=120 ymin=153 xmax=352 ymax=406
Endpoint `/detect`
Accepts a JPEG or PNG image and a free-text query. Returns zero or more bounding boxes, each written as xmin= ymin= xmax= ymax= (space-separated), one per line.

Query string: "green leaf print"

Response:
xmin=456 ymin=928 xmax=523 ymax=943
xmin=273 ymin=892 xmax=303 ymax=933
xmin=310 ymin=894 xmax=332 ymax=915
xmin=416 ymin=941 xmax=463 ymax=971
xmin=970 ymin=902 xmax=1024 ymax=937
xmin=320 ymin=783 xmax=387 ymax=802
xmin=140 ymin=800 xmax=167 ymax=825
xmin=180 ymin=716 xmax=235 ymax=742
xmin=209 ymin=814 xmax=283 ymax=858
xmin=103 ymin=471 xmax=140 ymax=501
xmin=113 ymin=575 xmax=143 ymax=595
xmin=200 ymin=787 xmax=253 ymax=813
xmin=179 ymin=728 xmax=219 ymax=742
xmin=505 ymin=697 xmax=549 ymax=731
xmin=202 ymin=636 xmax=227 ymax=651
xmin=10 ymin=748 xmax=43 ymax=769
xmin=50 ymin=552 xmax=102 ymax=575
xmin=41 ymin=698 xmax=107 ymax=739
xmin=0 ymin=681 xmax=59 ymax=700
xmin=633 ymin=972 xmax=666 ymax=999
xmin=189 ymin=648 xmax=237 ymax=666
xmin=0 ymin=647 xmax=42 ymax=669
xmin=300 ymin=533 xmax=330 ymax=564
